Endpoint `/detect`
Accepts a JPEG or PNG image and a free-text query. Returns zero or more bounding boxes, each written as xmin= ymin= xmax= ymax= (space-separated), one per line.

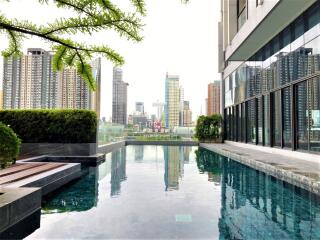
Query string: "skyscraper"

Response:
xmin=165 ymin=74 xmax=180 ymax=129
xmin=207 ymin=81 xmax=221 ymax=115
xmin=112 ymin=67 xmax=128 ymax=125
xmin=2 ymin=48 xmax=100 ymax=112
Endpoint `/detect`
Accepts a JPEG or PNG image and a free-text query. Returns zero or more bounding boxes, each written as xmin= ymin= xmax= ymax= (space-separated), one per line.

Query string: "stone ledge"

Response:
xmin=200 ymin=143 xmax=320 ymax=196
xmin=0 ymin=187 xmax=41 ymax=236
xmin=126 ymin=140 xmax=199 ymax=146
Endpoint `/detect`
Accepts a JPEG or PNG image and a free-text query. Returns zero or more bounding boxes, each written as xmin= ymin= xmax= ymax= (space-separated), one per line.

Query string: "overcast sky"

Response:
xmin=0 ymin=0 xmax=221 ymax=120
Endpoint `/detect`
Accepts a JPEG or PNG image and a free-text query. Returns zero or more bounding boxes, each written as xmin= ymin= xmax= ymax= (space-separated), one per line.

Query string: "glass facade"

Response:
xmin=224 ymin=1 xmax=320 ymax=153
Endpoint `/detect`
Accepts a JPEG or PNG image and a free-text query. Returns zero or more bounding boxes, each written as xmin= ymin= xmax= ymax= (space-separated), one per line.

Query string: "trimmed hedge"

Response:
xmin=0 ymin=110 xmax=97 ymax=143
xmin=195 ymin=114 xmax=223 ymax=142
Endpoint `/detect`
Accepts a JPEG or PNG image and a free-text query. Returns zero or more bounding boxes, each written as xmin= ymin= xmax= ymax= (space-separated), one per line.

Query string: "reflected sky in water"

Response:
xmin=27 ymin=146 xmax=320 ymax=239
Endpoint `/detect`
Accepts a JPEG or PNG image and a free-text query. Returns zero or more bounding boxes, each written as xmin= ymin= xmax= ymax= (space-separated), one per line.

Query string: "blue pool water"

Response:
xmin=27 ymin=146 xmax=320 ymax=239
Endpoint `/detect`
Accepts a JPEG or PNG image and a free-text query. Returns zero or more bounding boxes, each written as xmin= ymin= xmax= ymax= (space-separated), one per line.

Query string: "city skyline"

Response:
xmin=0 ymin=0 xmax=220 ymax=120
xmin=2 ymin=48 xmax=100 ymax=113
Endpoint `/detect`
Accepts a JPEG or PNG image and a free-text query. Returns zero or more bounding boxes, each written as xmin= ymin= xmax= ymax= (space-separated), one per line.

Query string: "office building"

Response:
xmin=219 ymin=0 xmax=320 ymax=153
xmin=135 ymin=102 xmax=144 ymax=114
xmin=164 ymin=73 xmax=180 ymax=130
xmin=112 ymin=67 xmax=129 ymax=125
xmin=207 ymin=81 xmax=221 ymax=115
xmin=2 ymin=48 xmax=100 ymax=113
xmin=182 ymin=101 xmax=192 ymax=127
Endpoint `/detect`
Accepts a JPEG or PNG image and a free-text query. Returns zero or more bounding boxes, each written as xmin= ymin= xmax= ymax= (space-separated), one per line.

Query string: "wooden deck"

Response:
xmin=0 ymin=163 xmax=66 ymax=185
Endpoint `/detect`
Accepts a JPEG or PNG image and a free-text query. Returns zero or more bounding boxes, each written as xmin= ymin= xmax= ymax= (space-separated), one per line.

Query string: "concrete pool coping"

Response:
xmin=0 ymin=187 xmax=41 ymax=237
xmin=200 ymin=142 xmax=320 ymax=195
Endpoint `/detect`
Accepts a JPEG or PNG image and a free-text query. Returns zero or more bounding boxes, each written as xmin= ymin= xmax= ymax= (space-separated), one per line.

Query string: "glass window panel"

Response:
xmin=247 ymin=99 xmax=256 ymax=144
xmin=309 ymin=77 xmax=320 ymax=152
xmin=237 ymin=104 xmax=241 ymax=142
xmin=282 ymin=87 xmax=292 ymax=148
xmin=257 ymin=98 xmax=263 ymax=145
xmin=293 ymin=17 xmax=304 ymax=40
xmin=230 ymin=107 xmax=234 ymax=141
xmin=264 ymin=95 xmax=270 ymax=146
xmin=282 ymin=27 xmax=291 ymax=48
xmin=273 ymin=91 xmax=282 ymax=147
xmin=307 ymin=3 xmax=320 ymax=30
xmin=305 ymin=36 xmax=320 ymax=74
xmin=296 ymin=81 xmax=309 ymax=150
xmin=241 ymin=102 xmax=246 ymax=142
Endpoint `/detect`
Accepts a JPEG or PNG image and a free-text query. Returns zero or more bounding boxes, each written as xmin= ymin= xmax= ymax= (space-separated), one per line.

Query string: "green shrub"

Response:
xmin=0 ymin=123 xmax=21 ymax=169
xmin=0 ymin=110 xmax=97 ymax=143
xmin=195 ymin=114 xmax=223 ymax=142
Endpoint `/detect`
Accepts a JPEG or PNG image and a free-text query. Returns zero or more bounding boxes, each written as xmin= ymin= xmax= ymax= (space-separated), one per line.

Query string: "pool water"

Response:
xmin=27 ymin=146 xmax=320 ymax=239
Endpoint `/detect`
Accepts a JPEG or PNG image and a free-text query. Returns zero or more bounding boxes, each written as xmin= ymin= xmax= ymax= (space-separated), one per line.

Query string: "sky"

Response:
xmin=0 ymin=0 xmax=221 ymax=120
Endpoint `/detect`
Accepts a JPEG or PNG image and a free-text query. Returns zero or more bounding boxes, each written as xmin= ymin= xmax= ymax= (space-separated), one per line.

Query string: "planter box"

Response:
xmin=21 ymin=143 xmax=97 ymax=156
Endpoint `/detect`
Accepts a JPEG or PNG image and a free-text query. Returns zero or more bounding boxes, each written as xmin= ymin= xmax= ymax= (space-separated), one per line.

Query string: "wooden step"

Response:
xmin=0 ymin=163 xmax=47 ymax=177
xmin=0 ymin=163 xmax=66 ymax=185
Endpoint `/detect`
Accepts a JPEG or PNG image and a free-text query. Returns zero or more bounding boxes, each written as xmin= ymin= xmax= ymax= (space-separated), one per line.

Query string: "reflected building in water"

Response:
xmin=163 ymin=146 xmax=192 ymax=191
xmin=196 ymin=149 xmax=320 ymax=239
xmin=110 ymin=148 xmax=127 ymax=197
xmin=134 ymin=145 xmax=144 ymax=162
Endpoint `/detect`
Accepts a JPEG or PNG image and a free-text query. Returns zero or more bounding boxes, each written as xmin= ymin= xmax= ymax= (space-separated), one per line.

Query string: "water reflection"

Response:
xmin=25 ymin=146 xmax=320 ymax=239
xmin=110 ymin=148 xmax=127 ymax=197
xmin=42 ymin=167 xmax=99 ymax=214
xmin=163 ymin=146 xmax=191 ymax=191
xmin=134 ymin=145 xmax=144 ymax=162
xmin=196 ymin=148 xmax=320 ymax=239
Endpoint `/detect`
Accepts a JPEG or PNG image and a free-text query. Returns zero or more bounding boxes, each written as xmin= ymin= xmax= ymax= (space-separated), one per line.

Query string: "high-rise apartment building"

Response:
xmin=112 ymin=67 xmax=128 ymax=125
xmin=165 ymin=74 xmax=180 ymax=129
xmin=207 ymin=81 xmax=221 ymax=115
xmin=2 ymin=48 xmax=100 ymax=114
xmin=219 ymin=0 xmax=320 ymax=153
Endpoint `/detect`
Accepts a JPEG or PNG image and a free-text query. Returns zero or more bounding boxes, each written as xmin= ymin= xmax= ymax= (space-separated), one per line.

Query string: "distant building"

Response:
xmin=207 ymin=81 xmax=221 ymax=115
xmin=2 ymin=48 xmax=100 ymax=113
xmin=179 ymin=86 xmax=184 ymax=126
xmin=112 ymin=67 xmax=128 ymax=125
xmin=182 ymin=101 xmax=192 ymax=127
xmin=135 ymin=102 xmax=144 ymax=114
xmin=132 ymin=115 xmax=148 ymax=131
xmin=152 ymin=100 xmax=164 ymax=121
xmin=165 ymin=73 xmax=180 ymax=130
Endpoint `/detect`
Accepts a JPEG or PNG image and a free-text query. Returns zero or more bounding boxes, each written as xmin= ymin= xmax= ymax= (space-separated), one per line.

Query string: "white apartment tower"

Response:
xmin=2 ymin=48 xmax=100 ymax=114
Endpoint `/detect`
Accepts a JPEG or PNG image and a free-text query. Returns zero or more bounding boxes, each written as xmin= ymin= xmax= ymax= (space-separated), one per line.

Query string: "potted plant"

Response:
xmin=0 ymin=122 xmax=21 ymax=169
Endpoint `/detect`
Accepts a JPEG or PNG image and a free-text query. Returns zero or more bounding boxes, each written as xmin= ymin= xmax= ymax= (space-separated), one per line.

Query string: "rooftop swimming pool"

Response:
xmin=27 ymin=145 xmax=320 ymax=239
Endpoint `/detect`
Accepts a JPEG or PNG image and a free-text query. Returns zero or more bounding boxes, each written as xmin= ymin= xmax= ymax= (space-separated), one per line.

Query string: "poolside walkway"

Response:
xmin=200 ymin=141 xmax=320 ymax=195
